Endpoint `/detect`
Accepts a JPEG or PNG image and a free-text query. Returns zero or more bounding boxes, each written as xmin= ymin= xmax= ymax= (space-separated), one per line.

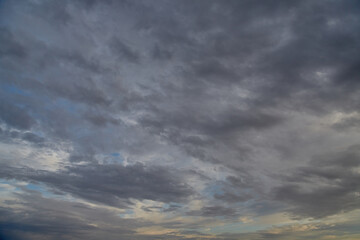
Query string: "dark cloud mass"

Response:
xmin=0 ymin=163 xmax=193 ymax=206
xmin=1 ymin=0 xmax=360 ymax=239
xmin=275 ymin=145 xmax=360 ymax=219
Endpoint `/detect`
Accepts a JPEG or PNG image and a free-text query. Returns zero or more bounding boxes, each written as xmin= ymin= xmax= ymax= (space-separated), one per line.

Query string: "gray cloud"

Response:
xmin=332 ymin=115 xmax=360 ymax=130
xmin=1 ymin=0 xmax=360 ymax=239
xmin=0 ymin=163 xmax=193 ymax=206
xmin=0 ymin=128 xmax=45 ymax=146
xmin=110 ymin=37 xmax=140 ymax=64
xmin=0 ymin=28 xmax=27 ymax=59
xmin=187 ymin=205 xmax=237 ymax=218
xmin=0 ymin=190 xmax=141 ymax=240
xmin=214 ymin=191 xmax=252 ymax=204
xmin=0 ymin=101 xmax=34 ymax=130
xmin=151 ymin=43 xmax=172 ymax=60
xmin=274 ymin=145 xmax=360 ymax=219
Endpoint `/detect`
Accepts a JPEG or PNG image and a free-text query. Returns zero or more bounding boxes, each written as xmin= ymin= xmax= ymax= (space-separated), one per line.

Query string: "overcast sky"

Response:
xmin=1 ymin=0 xmax=360 ymax=239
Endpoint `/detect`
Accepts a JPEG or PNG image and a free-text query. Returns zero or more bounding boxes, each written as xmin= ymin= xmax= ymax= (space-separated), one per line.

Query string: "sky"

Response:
xmin=0 ymin=0 xmax=360 ymax=239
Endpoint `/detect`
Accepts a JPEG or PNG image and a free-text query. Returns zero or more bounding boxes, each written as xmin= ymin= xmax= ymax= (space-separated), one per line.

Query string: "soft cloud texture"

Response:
xmin=1 ymin=0 xmax=360 ymax=239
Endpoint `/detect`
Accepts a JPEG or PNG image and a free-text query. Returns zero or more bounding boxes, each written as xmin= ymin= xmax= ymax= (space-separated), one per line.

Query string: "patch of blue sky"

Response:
xmin=118 ymin=209 xmax=134 ymax=218
xmin=0 ymin=0 xmax=9 ymax=24
xmin=0 ymin=179 xmax=16 ymax=189
xmin=0 ymin=180 xmax=54 ymax=198
xmin=1 ymin=83 xmax=30 ymax=96
xmin=26 ymin=182 xmax=44 ymax=191
xmin=203 ymin=184 xmax=224 ymax=197
xmin=51 ymin=98 xmax=78 ymax=114
xmin=164 ymin=202 xmax=182 ymax=208
xmin=30 ymin=130 xmax=46 ymax=138
xmin=161 ymin=203 xmax=170 ymax=209
xmin=162 ymin=202 xmax=183 ymax=211
xmin=0 ymin=178 xmax=28 ymax=189
xmin=0 ymin=179 xmax=81 ymax=203
xmin=108 ymin=152 xmax=125 ymax=164
xmin=25 ymin=182 xmax=69 ymax=200
xmin=0 ymin=179 xmax=11 ymax=184
xmin=25 ymin=182 xmax=50 ymax=193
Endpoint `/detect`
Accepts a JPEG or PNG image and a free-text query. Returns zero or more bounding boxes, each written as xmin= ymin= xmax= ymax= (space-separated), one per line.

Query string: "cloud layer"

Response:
xmin=1 ymin=0 xmax=360 ymax=239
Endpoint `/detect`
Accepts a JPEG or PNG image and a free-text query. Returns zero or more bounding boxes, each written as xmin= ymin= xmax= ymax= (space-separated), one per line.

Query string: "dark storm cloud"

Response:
xmin=249 ymin=1 xmax=360 ymax=112
xmin=0 ymin=101 xmax=34 ymax=130
xmin=187 ymin=205 xmax=237 ymax=217
xmin=335 ymin=58 xmax=360 ymax=88
xmin=214 ymin=191 xmax=252 ymax=204
xmin=44 ymin=80 xmax=112 ymax=107
xmin=1 ymin=0 xmax=360 ymax=239
xmin=189 ymin=59 xmax=238 ymax=82
xmin=54 ymin=50 xmax=106 ymax=74
xmin=207 ymin=174 xmax=256 ymax=205
xmin=274 ymin=145 xmax=360 ymax=219
xmin=332 ymin=115 xmax=360 ymax=130
xmin=83 ymin=111 xmax=120 ymax=127
xmin=2 ymin=0 xmax=358 ymax=156
xmin=0 ymin=163 xmax=193 ymax=206
xmin=0 ymin=190 xmax=140 ymax=240
xmin=116 ymin=0 xmax=360 ymax=171
xmin=140 ymin=110 xmax=283 ymax=138
xmin=21 ymin=132 xmax=44 ymax=144
xmin=0 ymin=128 xmax=45 ymax=146
xmin=0 ymin=28 xmax=27 ymax=59
xmin=0 ymin=206 xmax=96 ymax=240
xmin=139 ymin=109 xmax=284 ymax=165
xmin=151 ymin=44 xmax=172 ymax=60
xmin=139 ymin=0 xmax=360 ymax=114
xmin=110 ymin=37 xmax=140 ymax=63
